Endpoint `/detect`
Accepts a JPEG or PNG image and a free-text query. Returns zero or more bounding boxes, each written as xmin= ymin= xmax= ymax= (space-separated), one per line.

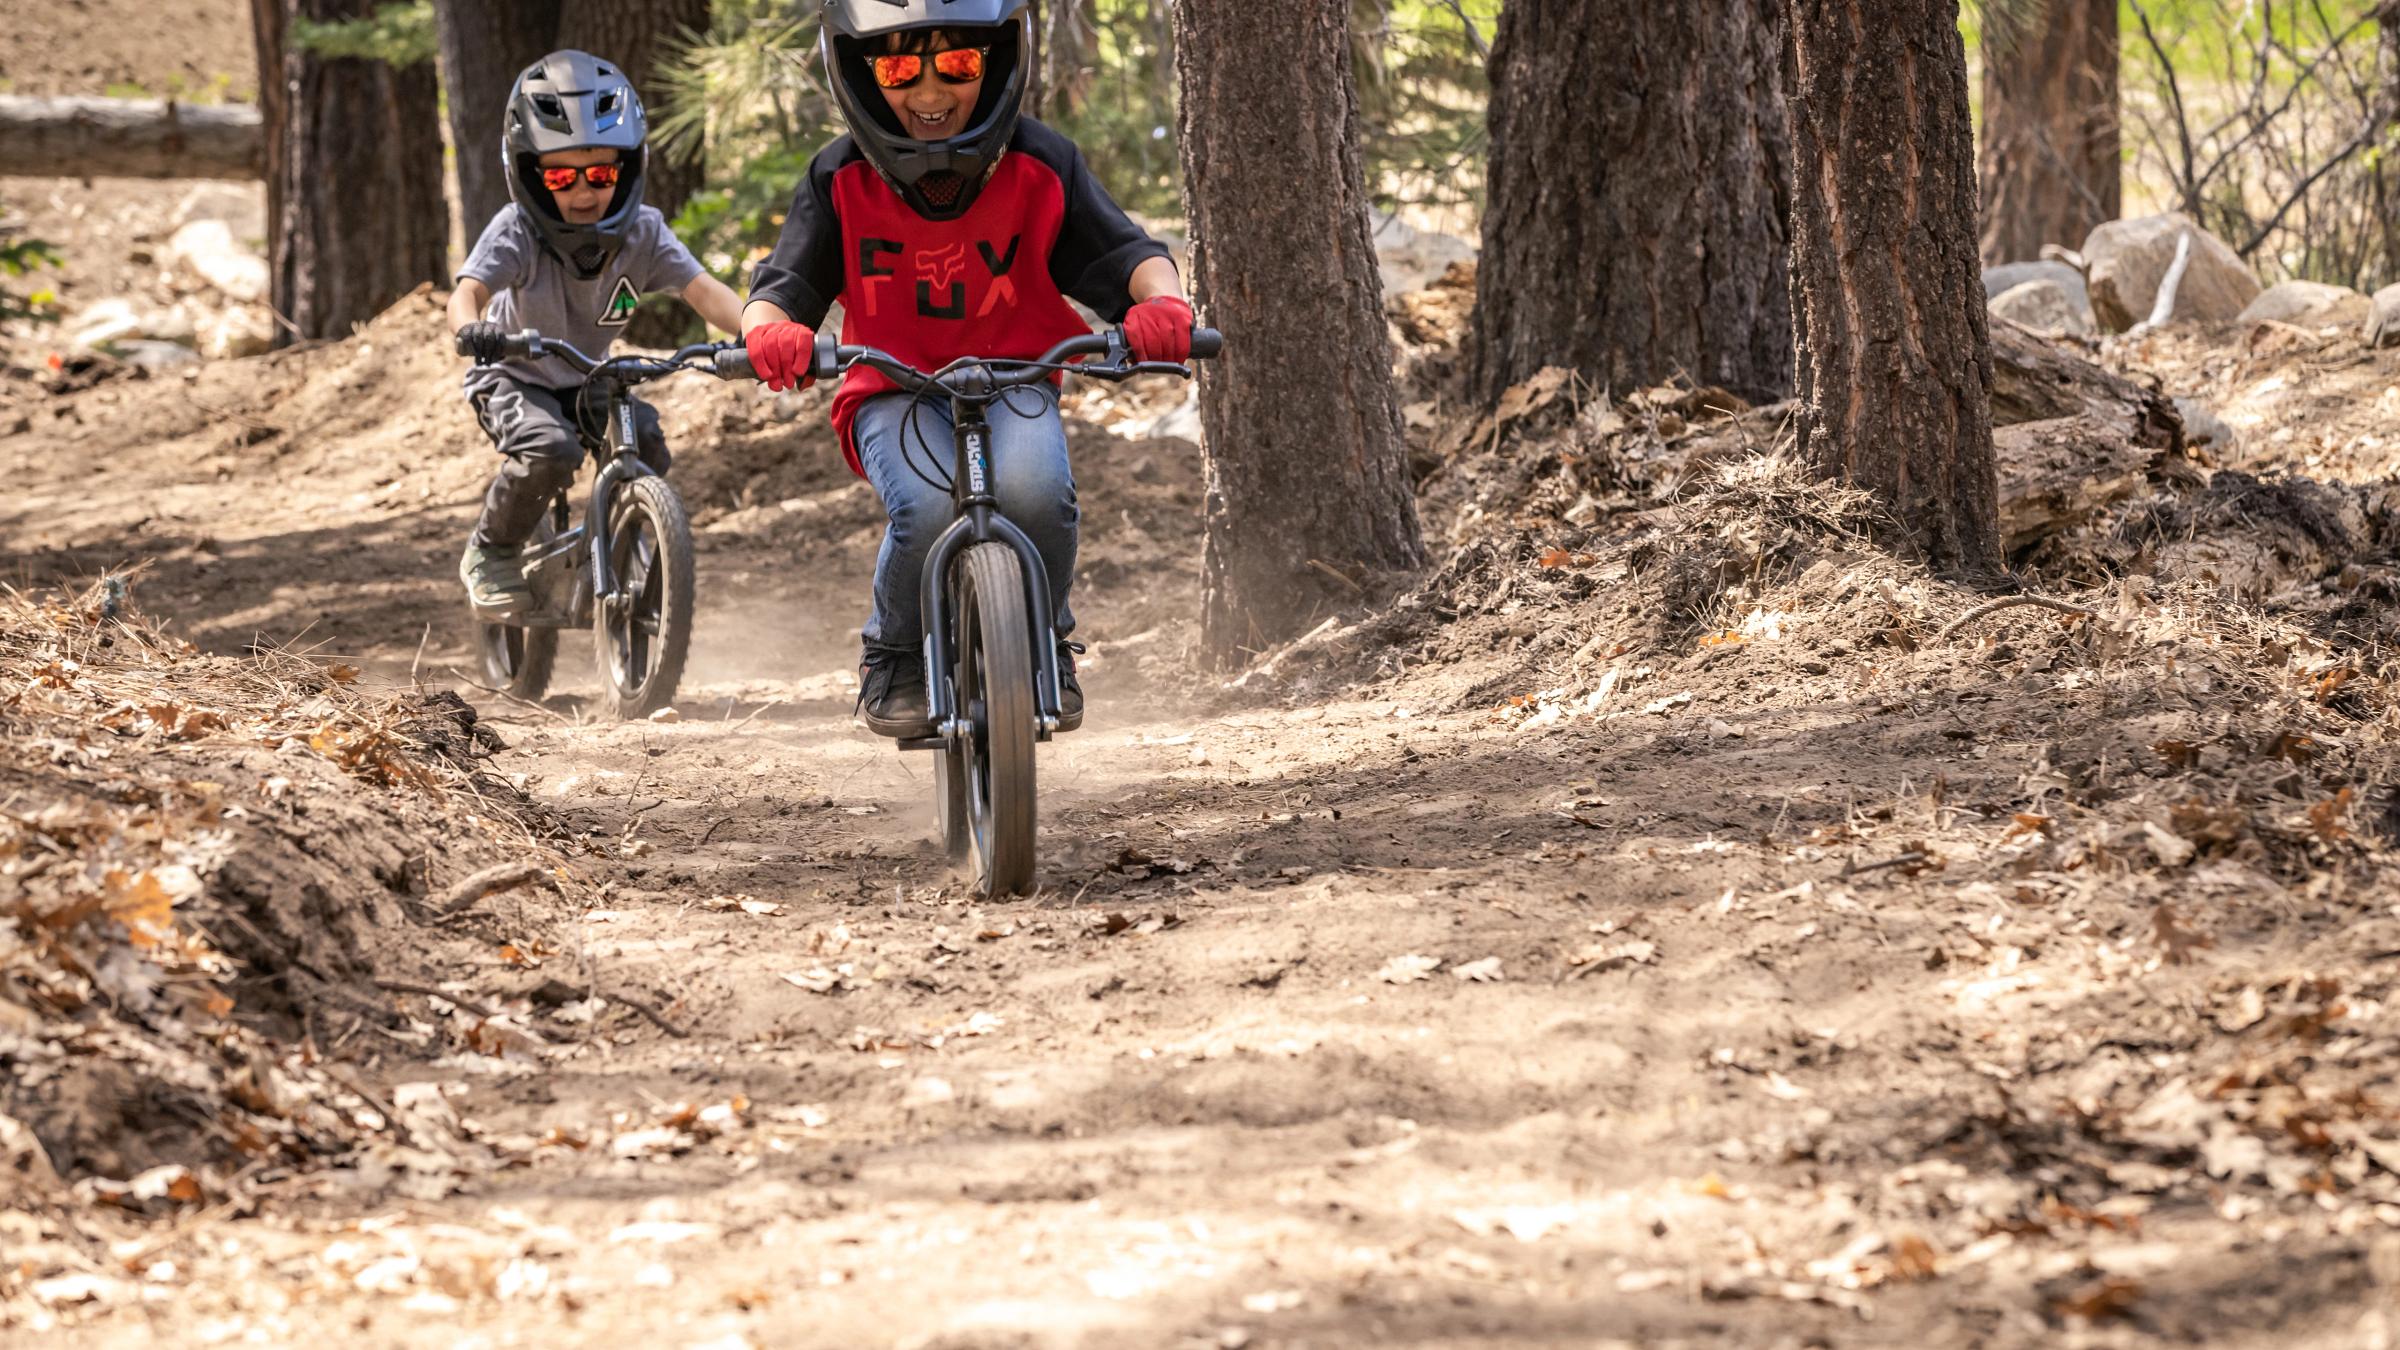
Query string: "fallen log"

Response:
xmin=0 ymin=95 xmax=263 ymax=180
xmin=1990 ymin=321 xmax=2190 ymax=553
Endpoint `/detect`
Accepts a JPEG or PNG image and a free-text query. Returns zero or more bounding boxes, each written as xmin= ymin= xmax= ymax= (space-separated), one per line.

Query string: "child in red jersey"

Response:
xmin=739 ymin=0 xmax=1192 ymax=738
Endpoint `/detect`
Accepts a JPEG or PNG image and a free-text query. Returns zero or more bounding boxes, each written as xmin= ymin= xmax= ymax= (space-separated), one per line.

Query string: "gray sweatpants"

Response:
xmin=464 ymin=367 xmax=669 ymax=548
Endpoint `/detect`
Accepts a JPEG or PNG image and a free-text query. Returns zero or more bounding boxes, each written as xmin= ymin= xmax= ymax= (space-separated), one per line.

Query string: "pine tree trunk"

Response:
xmin=432 ymin=0 xmax=562 ymax=238
xmin=556 ymin=0 xmax=711 ymax=344
xmin=1030 ymin=0 xmax=1098 ymax=120
xmin=249 ymin=0 xmax=286 ymax=298
xmin=265 ymin=0 xmax=447 ymax=343
xmin=1785 ymin=0 xmax=2001 ymax=576
xmin=1471 ymin=0 xmax=1792 ymax=405
xmin=554 ymin=0 xmax=711 ymax=226
xmin=1977 ymin=0 xmax=2119 ymax=264
xmin=1173 ymin=0 xmax=1425 ymax=666
xmin=2376 ymin=2 xmax=2400 ymax=286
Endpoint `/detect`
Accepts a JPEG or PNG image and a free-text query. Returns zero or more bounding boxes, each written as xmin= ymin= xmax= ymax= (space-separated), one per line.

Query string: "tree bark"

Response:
xmin=432 ymin=0 xmax=562 ymax=238
xmin=1785 ymin=0 xmax=2001 ymax=576
xmin=1029 ymin=0 xmax=1099 ymax=120
xmin=554 ymin=0 xmax=711 ymax=226
xmin=555 ymin=0 xmax=711 ymax=344
xmin=1977 ymin=0 xmax=2120 ymax=264
xmin=1471 ymin=0 xmax=1792 ymax=405
xmin=1174 ymin=0 xmax=1425 ymax=666
xmin=250 ymin=0 xmax=286 ymax=315
xmin=0 ymin=97 xmax=264 ymax=179
xmin=266 ymin=0 xmax=447 ymax=342
xmin=2375 ymin=2 xmax=2400 ymax=286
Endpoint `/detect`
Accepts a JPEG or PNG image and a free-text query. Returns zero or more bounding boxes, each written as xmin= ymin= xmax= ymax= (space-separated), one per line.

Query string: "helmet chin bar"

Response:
xmin=821 ymin=9 xmax=1031 ymax=222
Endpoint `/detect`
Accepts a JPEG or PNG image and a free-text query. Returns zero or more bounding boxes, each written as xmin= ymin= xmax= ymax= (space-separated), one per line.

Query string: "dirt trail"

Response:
xmin=10 ymin=291 xmax=2400 ymax=1348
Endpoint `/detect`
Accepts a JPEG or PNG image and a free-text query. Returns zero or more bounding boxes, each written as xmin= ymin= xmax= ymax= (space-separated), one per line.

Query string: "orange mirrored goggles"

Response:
xmin=868 ymin=47 xmax=987 ymax=89
xmin=540 ymin=163 xmax=623 ymax=192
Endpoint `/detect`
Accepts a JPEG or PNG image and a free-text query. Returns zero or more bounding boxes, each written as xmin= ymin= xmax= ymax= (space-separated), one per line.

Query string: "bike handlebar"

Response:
xmin=458 ymin=323 xmax=1215 ymax=393
xmin=458 ymin=329 xmax=756 ymax=384
xmin=803 ymin=325 xmax=1223 ymax=391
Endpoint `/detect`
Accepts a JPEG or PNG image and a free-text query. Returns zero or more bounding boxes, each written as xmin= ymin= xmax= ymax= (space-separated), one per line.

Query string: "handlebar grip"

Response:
xmin=811 ymin=331 xmax=841 ymax=383
xmin=712 ymin=346 xmax=755 ymax=381
xmin=1189 ymin=327 xmax=1223 ymax=360
xmin=456 ymin=328 xmax=541 ymax=360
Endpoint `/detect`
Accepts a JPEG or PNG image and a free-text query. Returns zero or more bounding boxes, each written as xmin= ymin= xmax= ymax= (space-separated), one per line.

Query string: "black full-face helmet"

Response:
xmin=820 ymin=0 xmax=1033 ymax=221
xmin=503 ymin=50 xmax=650 ymax=279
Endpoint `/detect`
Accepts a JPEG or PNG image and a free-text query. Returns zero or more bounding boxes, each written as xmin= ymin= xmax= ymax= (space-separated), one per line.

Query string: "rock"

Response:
xmin=171 ymin=183 xmax=266 ymax=238
xmin=68 ymin=297 xmax=197 ymax=350
xmin=1983 ymin=260 xmax=2092 ymax=321
xmin=2235 ymin=280 xmax=2368 ymax=330
xmin=2173 ymin=396 xmax=2236 ymax=452
xmin=2082 ymin=213 xmax=2261 ymax=332
xmin=1117 ymin=387 xmax=1202 ymax=444
xmin=2363 ymin=283 xmax=2400 ymax=349
xmin=198 ymin=306 xmax=275 ymax=360
xmin=167 ymin=218 xmax=270 ymax=305
xmin=1372 ymin=209 xmax=1476 ymax=298
xmin=1990 ymin=279 xmax=2092 ymax=336
xmin=112 ymin=340 xmax=202 ymax=371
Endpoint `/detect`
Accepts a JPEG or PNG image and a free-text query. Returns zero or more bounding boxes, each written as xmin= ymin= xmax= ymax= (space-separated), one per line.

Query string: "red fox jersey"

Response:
xmin=747 ymin=118 xmax=1172 ymax=474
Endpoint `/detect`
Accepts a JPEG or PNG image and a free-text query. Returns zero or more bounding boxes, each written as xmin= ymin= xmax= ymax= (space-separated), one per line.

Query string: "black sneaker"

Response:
xmin=1056 ymin=639 xmax=1085 ymax=732
xmin=856 ymin=648 xmax=933 ymax=738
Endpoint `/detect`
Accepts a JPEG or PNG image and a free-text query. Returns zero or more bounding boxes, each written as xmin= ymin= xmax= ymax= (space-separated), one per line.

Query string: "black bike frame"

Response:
xmin=503 ymin=380 xmax=655 ymax=630
xmin=912 ymin=372 xmax=1068 ymax=746
xmin=584 ymin=380 xmax=658 ymax=606
xmin=810 ymin=326 xmax=1213 ymax=753
xmin=489 ymin=332 xmax=747 ymax=629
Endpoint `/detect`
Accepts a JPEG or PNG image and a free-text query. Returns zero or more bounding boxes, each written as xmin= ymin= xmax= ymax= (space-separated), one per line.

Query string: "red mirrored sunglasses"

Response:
xmin=540 ymin=163 xmax=623 ymax=192
xmin=868 ymin=47 xmax=987 ymax=90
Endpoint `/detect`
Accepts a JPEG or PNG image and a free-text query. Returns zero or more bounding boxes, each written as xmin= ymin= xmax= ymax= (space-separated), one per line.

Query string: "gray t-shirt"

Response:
xmin=457 ymin=204 xmax=704 ymax=389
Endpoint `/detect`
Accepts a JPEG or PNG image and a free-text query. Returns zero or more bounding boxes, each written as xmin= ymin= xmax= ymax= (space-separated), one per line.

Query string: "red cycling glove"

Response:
xmin=745 ymin=321 xmax=817 ymax=392
xmin=1122 ymin=295 xmax=1195 ymax=364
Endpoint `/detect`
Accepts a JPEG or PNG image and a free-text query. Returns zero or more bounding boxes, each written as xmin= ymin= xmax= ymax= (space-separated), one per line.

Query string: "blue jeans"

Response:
xmin=853 ymin=385 xmax=1078 ymax=655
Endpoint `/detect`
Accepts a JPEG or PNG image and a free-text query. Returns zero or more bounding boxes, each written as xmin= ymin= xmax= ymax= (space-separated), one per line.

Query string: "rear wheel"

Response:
xmin=476 ymin=515 xmax=559 ymax=701
xmin=593 ymin=475 xmax=695 ymax=720
xmin=477 ymin=622 xmax=559 ymax=702
xmin=952 ymin=542 xmax=1038 ymax=895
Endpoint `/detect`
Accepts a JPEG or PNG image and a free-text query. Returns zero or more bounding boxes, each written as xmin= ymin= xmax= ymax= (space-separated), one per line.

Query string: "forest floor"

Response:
xmin=6 ymin=265 xmax=2400 ymax=1348
xmin=11 ymin=12 xmax=2400 ymax=1333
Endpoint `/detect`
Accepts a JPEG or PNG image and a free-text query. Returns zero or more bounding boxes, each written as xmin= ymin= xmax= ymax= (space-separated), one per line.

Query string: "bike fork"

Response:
xmin=911 ymin=409 xmax=1064 ymax=749
xmin=584 ymin=390 xmax=653 ymax=602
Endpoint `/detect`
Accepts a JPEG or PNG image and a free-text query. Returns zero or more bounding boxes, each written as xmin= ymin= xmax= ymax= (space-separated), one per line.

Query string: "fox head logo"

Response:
xmin=915 ymin=243 xmax=968 ymax=292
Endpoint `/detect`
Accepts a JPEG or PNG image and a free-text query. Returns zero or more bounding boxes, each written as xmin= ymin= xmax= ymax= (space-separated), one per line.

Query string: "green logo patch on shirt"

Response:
xmin=598 ymin=276 xmax=640 ymax=327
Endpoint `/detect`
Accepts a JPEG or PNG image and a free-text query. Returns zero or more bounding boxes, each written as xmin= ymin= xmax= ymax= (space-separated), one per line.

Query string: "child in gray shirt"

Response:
xmin=448 ymin=50 xmax=745 ymax=615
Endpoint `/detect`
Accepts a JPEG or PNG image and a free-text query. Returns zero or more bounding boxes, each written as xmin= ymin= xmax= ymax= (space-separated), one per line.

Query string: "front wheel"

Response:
xmin=593 ymin=475 xmax=695 ymax=720
xmin=951 ymin=542 xmax=1038 ymax=895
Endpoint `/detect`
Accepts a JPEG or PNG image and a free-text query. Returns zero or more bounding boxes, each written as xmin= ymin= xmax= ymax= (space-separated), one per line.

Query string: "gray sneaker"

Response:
xmin=459 ymin=541 xmax=532 ymax=616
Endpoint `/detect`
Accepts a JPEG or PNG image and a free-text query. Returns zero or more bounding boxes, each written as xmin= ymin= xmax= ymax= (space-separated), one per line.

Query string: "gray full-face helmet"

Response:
xmin=503 ymin=50 xmax=649 ymax=279
xmin=820 ymin=0 xmax=1033 ymax=221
